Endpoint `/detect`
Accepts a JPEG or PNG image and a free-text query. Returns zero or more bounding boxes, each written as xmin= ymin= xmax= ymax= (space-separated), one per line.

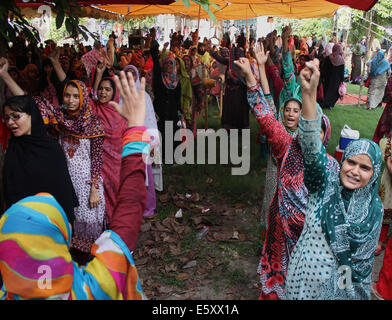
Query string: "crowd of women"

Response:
xmin=0 ymin=23 xmax=391 ymax=300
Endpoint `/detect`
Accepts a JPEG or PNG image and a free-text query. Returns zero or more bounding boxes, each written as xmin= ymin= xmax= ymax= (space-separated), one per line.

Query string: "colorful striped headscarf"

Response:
xmin=0 ymin=193 xmax=144 ymax=300
xmin=0 ymin=193 xmax=73 ymax=299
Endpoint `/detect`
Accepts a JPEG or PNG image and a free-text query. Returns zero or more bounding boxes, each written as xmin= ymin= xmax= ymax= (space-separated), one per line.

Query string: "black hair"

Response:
xmin=39 ymin=58 xmax=58 ymax=93
xmin=65 ymin=81 xmax=79 ymax=90
xmin=299 ymin=54 xmax=312 ymax=62
xmin=98 ymin=77 xmax=116 ymax=101
xmin=2 ymin=95 xmax=33 ymax=116
xmin=283 ymin=98 xmax=302 ymax=110
xmin=182 ymin=54 xmax=193 ymax=69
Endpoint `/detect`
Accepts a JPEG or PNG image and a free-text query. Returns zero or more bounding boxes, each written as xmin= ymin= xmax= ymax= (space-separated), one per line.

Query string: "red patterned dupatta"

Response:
xmin=37 ymin=80 xmax=105 ymax=139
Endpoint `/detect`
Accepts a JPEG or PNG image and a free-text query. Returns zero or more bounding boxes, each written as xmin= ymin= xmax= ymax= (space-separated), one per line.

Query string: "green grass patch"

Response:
xmin=154 ymin=203 xmax=179 ymax=222
xmin=162 ymin=99 xmax=266 ymax=200
xmin=346 ymin=83 xmax=368 ymax=96
xmin=158 ymin=273 xmax=187 ymax=290
xmin=225 ymin=268 xmax=247 ymax=287
xmin=324 ymin=104 xmax=383 ymax=155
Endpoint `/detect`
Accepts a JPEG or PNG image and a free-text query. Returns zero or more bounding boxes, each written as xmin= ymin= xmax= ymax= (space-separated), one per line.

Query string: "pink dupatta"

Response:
xmin=91 ymin=77 xmax=128 ymax=224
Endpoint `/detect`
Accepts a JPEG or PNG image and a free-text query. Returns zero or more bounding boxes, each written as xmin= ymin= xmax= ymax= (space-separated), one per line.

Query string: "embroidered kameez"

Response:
xmin=36 ymin=80 xmax=106 ymax=254
xmin=247 ymin=83 xmax=307 ymax=300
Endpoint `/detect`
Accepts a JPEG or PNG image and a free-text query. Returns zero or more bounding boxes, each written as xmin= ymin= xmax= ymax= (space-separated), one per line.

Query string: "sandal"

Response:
xmin=371 ymin=282 xmax=385 ymax=300
xmin=375 ymin=242 xmax=386 ymax=256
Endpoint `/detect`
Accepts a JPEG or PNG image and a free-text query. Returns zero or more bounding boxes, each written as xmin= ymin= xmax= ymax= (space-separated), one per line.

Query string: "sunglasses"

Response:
xmin=2 ymin=113 xmax=26 ymax=123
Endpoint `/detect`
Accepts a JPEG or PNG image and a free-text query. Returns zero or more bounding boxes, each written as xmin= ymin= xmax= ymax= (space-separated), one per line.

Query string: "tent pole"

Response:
xmin=358 ymin=10 xmax=372 ymax=108
xmin=246 ymin=7 xmax=248 ymax=49
xmin=197 ymin=5 xmax=201 ymax=32
xmin=344 ymin=9 xmax=352 ymax=47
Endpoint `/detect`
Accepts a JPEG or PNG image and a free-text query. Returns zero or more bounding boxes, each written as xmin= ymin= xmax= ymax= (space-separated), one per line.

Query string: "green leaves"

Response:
xmin=179 ymin=0 xmax=191 ymax=8
xmin=52 ymin=1 xmax=98 ymax=42
xmin=0 ymin=0 xmax=40 ymax=44
xmin=175 ymin=0 xmax=220 ymax=24
xmin=56 ymin=10 xmax=65 ymax=30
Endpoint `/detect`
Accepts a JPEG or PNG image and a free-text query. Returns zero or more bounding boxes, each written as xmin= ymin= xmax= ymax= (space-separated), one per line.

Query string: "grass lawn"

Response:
xmin=324 ymin=104 xmax=383 ymax=155
xmin=160 ymin=98 xmax=267 ymax=203
xmin=346 ymin=82 xmax=368 ymax=96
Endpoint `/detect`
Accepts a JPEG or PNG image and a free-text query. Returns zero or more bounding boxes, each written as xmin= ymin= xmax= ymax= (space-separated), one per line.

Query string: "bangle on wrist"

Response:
xmin=247 ymin=82 xmax=258 ymax=90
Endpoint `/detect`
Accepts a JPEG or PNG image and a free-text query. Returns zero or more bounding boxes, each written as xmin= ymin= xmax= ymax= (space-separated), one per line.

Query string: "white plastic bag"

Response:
xmin=340 ymin=124 xmax=360 ymax=139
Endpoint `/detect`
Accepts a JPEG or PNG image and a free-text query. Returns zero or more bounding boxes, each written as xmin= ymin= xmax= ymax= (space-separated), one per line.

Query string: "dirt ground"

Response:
xmin=133 ymin=192 xmax=262 ymax=300
xmin=133 ymin=187 xmax=387 ymax=300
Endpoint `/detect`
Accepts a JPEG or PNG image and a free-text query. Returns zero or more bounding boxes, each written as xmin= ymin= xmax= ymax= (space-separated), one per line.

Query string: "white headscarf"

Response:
xmin=324 ymin=42 xmax=334 ymax=57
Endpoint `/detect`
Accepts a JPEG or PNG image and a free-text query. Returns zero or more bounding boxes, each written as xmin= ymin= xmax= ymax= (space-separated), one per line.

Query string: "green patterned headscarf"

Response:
xmin=278 ymin=51 xmax=303 ymax=134
xmin=321 ymin=139 xmax=383 ymax=285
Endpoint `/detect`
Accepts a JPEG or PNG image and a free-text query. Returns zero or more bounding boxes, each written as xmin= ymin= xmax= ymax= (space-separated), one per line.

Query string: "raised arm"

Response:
xmin=234 ymin=57 xmax=292 ymax=160
xmin=48 ymin=47 xmax=67 ymax=83
xmin=92 ymin=61 xmax=106 ymax=97
xmin=106 ymin=39 xmax=115 ymax=67
xmin=254 ymin=42 xmax=271 ymax=95
xmin=210 ymin=50 xmax=229 ymax=66
xmin=107 ymin=71 xmax=148 ymax=252
xmin=299 ymin=59 xmax=329 ymax=193
xmin=0 ymin=58 xmax=25 ymax=96
xmin=151 ymin=40 xmax=163 ymax=81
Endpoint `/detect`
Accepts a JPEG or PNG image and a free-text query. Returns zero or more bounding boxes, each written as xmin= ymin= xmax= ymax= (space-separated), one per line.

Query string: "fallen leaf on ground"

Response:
xmin=155 ymin=221 xmax=171 ymax=232
xmin=158 ymin=286 xmax=172 ymax=294
xmin=165 ymin=263 xmax=178 ymax=273
xmin=140 ymin=223 xmax=152 ymax=233
xmin=162 ymin=217 xmax=173 ymax=229
xmin=239 ymin=234 xmax=247 ymax=241
xmin=213 ymin=232 xmax=233 ymax=241
xmin=176 ymin=273 xmax=190 ymax=281
xmin=231 ymin=231 xmax=239 ymax=240
xmin=159 ymin=193 xmax=170 ymax=203
xmin=182 ymin=260 xmax=197 ymax=269
xmin=144 ymin=240 xmax=155 ymax=246
xmin=163 ymin=235 xmax=177 ymax=243
xmin=135 ymin=257 xmax=149 ymax=266
xmin=174 ymin=201 xmax=186 ymax=208
xmin=177 ymin=193 xmax=185 ymax=199
xmin=191 ymin=193 xmax=200 ymax=202
xmin=169 ymin=245 xmax=182 ymax=256
xmin=191 ymin=216 xmax=203 ymax=226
